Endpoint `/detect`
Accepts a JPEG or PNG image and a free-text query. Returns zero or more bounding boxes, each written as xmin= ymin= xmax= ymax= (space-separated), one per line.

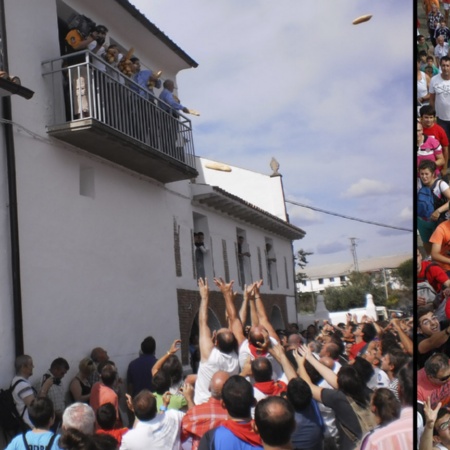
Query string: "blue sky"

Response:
xmin=129 ymin=0 xmax=413 ymax=269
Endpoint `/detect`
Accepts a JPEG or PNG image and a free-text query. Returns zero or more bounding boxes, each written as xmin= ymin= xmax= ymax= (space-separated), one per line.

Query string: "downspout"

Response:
xmin=0 ymin=0 xmax=24 ymax=356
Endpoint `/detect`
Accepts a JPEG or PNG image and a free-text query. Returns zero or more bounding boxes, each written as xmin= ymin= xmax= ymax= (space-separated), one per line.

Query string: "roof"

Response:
xmin=191 ymin=184 xmax=306 ymax=241
xmin=114 ymin=0 xmax=199 ymax=68
xmin=303 ymin=253 xmax=411 ymax=279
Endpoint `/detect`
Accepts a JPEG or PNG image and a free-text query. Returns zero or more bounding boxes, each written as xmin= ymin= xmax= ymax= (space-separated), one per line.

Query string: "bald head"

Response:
xmin=209 ymin=371 xmax=230 ymax=400
xmin=287 ymin=333 xmax=303 ymax=348
xmin=319 ymin=356 xmax=335 ymax=371
xmin=249 ymin=325 xmax=267 ymax=346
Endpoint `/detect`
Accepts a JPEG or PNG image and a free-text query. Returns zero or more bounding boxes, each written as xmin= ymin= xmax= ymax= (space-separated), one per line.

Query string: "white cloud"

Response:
xmin=128 ymin=0 xmax=413 ymax=269
xmin=342 ymin=179 xmax=392 ymax=198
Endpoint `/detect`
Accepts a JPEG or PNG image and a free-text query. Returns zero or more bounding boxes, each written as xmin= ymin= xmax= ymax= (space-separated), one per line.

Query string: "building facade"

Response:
xmin=0 ymin=0 xmax=304 ymax=391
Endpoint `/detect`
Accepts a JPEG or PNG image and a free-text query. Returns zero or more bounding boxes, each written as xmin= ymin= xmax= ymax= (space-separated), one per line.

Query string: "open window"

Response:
xmin=265 ymin=238 xmax=278 ymax=290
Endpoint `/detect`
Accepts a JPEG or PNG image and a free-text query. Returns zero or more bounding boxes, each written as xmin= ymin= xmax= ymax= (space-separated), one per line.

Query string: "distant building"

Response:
xmin=297 ymin=254 xmax=411 ymax=294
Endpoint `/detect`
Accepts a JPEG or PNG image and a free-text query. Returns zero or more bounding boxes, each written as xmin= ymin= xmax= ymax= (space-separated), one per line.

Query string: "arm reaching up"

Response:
xmin=198 ymin=278 xmax=214 ymax=362
xmin=214 ymin=277 xmax=246 ymax=346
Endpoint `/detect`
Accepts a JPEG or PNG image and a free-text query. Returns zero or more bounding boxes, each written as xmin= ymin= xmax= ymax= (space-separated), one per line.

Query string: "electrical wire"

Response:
xmin=286 ymin=199 xmax=413 ymax=232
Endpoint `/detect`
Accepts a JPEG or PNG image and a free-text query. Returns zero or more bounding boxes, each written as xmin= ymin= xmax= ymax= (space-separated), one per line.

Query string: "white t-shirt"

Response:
xmin=194 ymin=347 xmax=239 ymax=405
xmin=239 ymin=337 xmax=283 ymax=381
xmin=367 ymin=367 xmax=390 ymax=390
xmin=430 ymin=74 xmax=450 ymax=120
xmin=120 ymin=410 xmax=184 ymax=450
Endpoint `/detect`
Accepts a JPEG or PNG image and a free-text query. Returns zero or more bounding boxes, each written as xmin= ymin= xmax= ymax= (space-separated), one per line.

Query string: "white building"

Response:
xmin=297 ymin=253 xmax=411 ymax=294
xmin=0 ymin=0 xmax=304 ymax=396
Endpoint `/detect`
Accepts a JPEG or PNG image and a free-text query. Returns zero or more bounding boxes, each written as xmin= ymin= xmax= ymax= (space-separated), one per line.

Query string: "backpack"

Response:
xmin=417 ymin=179 xmax=447 ymax=220
xmin=22 ymin=431 xmax=57 ymax=450
xmin=67 ymin=14 xmax=96 ymax=39
xmin=340 ymin=396 xmax=377 ymax=446
xmin=0 ymin=379 xmax=30 ymax=441
xmin=418 ymin=263 xmax=444 ymax=307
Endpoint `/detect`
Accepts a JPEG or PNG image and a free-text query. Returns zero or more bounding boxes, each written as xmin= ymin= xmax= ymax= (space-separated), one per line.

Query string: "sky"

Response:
xmin=129 ymin=0 xmax=413 ymax=270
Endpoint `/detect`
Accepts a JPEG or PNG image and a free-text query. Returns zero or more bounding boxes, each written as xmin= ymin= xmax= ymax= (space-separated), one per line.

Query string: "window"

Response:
xmin=318 ymin=278 xmax=324 ymax=285
xmin=329 ymin=277 xmax=335 ymax=282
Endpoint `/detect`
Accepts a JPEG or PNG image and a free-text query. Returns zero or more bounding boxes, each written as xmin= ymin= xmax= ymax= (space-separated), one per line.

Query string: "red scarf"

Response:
xmin=253 ymin=380 xmax=287 ymax=396
xmin=248 ymin=343 xmax=268 ymax=359
xmin=221 ymin=420 xmax=262 ymax=447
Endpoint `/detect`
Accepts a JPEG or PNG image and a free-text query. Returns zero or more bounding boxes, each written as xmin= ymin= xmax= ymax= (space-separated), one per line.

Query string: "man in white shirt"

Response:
xmin=430 ymin=56 xmax=450 ymax=142
xmin=435 ymin=35 xmax=450 ymax=65
xmin=120 ymin=390 xmax=183 ymax=450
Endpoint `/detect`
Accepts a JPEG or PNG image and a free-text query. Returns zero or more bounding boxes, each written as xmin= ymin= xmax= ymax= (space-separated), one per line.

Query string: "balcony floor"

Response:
xmin=47 ymin=119 xmax=198 ymax=183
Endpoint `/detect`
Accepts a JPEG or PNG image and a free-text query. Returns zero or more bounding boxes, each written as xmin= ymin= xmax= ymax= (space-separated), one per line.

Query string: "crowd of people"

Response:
xmin=417 ymin=2 xmax=450 ymax=449
xmin=5 ymin=276 xmax=412 ymax=450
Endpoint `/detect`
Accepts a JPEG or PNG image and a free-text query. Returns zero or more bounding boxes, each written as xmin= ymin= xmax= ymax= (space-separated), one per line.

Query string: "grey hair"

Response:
xmin=62 ymin=402 xmax=95 ymax=435
xmin=424 ymin=353 xmax=450 ymax=378
xmin=15 ymin=355 xmax=32 ymax=373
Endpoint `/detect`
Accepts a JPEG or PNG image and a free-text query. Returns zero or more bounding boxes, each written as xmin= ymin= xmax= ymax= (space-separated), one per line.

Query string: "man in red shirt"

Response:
xmin=348 ymin=322 xmax=377 ymax=361
xmin=181 ymin=371 xmax=229 ymax=450
xmin=421 ymin=104 xmax=450 ymax=177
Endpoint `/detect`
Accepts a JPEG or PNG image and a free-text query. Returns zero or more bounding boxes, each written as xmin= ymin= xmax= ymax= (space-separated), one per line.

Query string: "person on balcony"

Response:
xmin=65 ymin=24 xmax=108 ymax=119
xmin=158 ymin=79 xmax=190 ymax=159
xmin=130 ymin=57 xmax=161 ymax=100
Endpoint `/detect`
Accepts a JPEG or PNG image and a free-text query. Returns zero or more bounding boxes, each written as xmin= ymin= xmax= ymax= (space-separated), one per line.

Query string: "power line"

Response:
xmin=286 ymin=199 xmax=413 ymax=232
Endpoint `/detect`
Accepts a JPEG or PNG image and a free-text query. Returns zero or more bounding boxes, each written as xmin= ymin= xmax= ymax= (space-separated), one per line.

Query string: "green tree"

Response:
xmin=295 ymin=249 xmax=315 ymax=313
xmin=392 ymin=258 xmax=413 ymax=289
xmin=323 ymin=271 xmax=386 ymax=312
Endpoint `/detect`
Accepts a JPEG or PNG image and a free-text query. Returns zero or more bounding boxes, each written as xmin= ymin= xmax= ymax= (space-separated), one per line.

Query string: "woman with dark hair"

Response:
xmin=358 ymin=388 xmax=401 ymax=450
xmin=295 ymin=345 xmax=377 ymax=450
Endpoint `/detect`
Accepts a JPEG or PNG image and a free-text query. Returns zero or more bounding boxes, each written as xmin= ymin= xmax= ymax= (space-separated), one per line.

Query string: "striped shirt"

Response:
xmin=360 ymin=407 xmax=413 ymax=450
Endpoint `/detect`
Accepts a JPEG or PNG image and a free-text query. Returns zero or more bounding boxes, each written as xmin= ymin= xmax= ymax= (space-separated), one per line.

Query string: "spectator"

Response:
xmin=5 ymin=397 xmax=60 ymax=450
xmin=193 ymin=278 xmax=239 ymax=406
xmin=61 ymin=402 xmax=96 ymax=435
xmin=96 ymin=403 xmax=128 ymax=446
xmin=286 ymin=378 xmax=324 ymax=450
xmin=430 ymin=56 xmax=450 ymax=141
xmin=380 ymin=348 xmax=409 ymax=400
xmin=435 ymin=18 xmax=450 ymax=43
xmin=361 ymin=341 xmax=390 ymax=390
xmin=420 ymin=105 xmax=449 ymax=177
xmin=36 ymin=357 xmax=70 ymax=430
xmin=120 ymin=389 xmax=184 ymax=450
xmin=348 ymin=322 xmax=377 ymax=361
xmin=90 ymin=364 xmax=119 ymax=427
xmin=198 ymin=376 xmax=262 ymax=450
xmin=435 ymin=35 xmax=450 ymax=65
xmin=417 ymin=123 xmax=444 ymax=178
xmin=89 ymin=347 xmax=110 ymax=386
xmin=418 ymin=34 xmax=432 ymax=54
xmin=254 ymin=396 xmax=296 ymax=450
xmin=69 ymin=357 xmax=95 ymax=404
xmin=11 ymin=355 xmax=53 ymax=430
xmin=428 ymin=3 xmax=445 ymax=46
xmin=370 ymin=387 xmax=401 ymax=427
xmin=418 ymin=353 xmax=450 ymax=409
xmin=430 ymin=217 xmax=450 ymax=276
xmin=127 ymin=336 xmax=157 ymax=397
xmin=181 ymin=371 xmax=230 ymax=450
xmin=361 ymin=361 xmax=413 ymax=449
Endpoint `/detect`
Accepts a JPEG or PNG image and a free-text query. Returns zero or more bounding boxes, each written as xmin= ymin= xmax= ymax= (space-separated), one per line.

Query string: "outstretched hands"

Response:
xmin=424 ymin=396 xmax=442 ymax=427
xmin=214 ymin=277 xmax=235 ymax=296
xmin=198 ymin=277 xmax=209 ymax=298
xmin=168 ymin=339 xmax=181 ymax=355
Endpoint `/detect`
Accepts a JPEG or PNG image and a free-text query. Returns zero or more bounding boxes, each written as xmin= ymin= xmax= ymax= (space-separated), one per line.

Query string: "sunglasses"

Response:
xmin=436 ymin=374 xmax=450 ymax=382
xmin=439 ymin=417 xmax=450 ymax=430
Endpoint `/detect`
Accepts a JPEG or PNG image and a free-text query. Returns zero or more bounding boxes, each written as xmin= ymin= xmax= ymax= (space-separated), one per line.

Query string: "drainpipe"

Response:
xmin=0 ymin=0 xmax=24 ymax=356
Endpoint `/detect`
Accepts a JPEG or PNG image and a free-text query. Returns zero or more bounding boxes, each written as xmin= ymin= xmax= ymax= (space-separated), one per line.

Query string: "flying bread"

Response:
xmin=352 ymin=14 xmax=372 ymax=25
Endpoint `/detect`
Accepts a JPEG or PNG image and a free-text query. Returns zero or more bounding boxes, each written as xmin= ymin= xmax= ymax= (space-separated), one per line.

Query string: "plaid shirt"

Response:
xmin=181 ymin=398 xmax=228 ymax=450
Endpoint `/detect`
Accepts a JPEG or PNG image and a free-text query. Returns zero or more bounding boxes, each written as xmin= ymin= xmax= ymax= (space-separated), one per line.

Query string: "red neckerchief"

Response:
xmin=253 ymin=380 xmax=287 ymax=396
xmin=221 ymin=420 xmax=262 ymax=447
xmin=248 ymin=343 xmax=268 ymax=358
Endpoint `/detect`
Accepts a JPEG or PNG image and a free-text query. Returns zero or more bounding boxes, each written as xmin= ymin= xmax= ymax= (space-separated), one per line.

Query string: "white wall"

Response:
xmin=196 ymin=158 xmax=288 ymax=221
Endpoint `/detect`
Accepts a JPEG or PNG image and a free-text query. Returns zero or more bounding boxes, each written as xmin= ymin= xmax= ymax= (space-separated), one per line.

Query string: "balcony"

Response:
xmin=42 ymin=51 xmax=198 ymax=183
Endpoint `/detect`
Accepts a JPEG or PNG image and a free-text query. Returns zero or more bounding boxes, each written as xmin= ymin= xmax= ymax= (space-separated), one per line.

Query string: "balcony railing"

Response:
xmin=42 ymin=51 xmax=197 ymax=183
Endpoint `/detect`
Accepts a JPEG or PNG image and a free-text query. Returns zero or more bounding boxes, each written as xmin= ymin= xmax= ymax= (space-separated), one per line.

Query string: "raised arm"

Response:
xmin=389 ymin=318 xmax=413 ymax=356
xmin=293 ymin=350 xmax=323 ymax=403
xmin=151 ymin=339 xmax=181 ymax=376
xmin=419 ymin=397 xmax=442 ymax=450
xmin=198 ymin=278 xmax=214 ymax=362
xmin=214 ymin=277 xmax=246 ymax=346
xmin=268 ymin=341 xmax=297 ymax=382
xmin=253 ymin=280 xmax=280 ymax=344
xmin=238 ymin=286 xmax=250 ymax=326
xmin=300 ymin=344 xmax=338 ymax=390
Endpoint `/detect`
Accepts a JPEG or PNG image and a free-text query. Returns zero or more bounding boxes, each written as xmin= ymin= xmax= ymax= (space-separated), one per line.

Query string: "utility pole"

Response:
xmin=350 ymin=237 xmax=359 ymax=272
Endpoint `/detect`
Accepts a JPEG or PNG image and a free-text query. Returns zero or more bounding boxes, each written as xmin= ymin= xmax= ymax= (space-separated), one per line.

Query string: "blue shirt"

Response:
xmin=6 ymin=431 xmax=60 ymax=450
xmin=132 ymin=70 xmax=161 ymax=99
xmin=159 ymin=88 xmax=184 ymax=114
xmin=291 ymin=401 xmax=324 ymax=450
xmin=127 ymin=354 xmax=157 ymax=396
